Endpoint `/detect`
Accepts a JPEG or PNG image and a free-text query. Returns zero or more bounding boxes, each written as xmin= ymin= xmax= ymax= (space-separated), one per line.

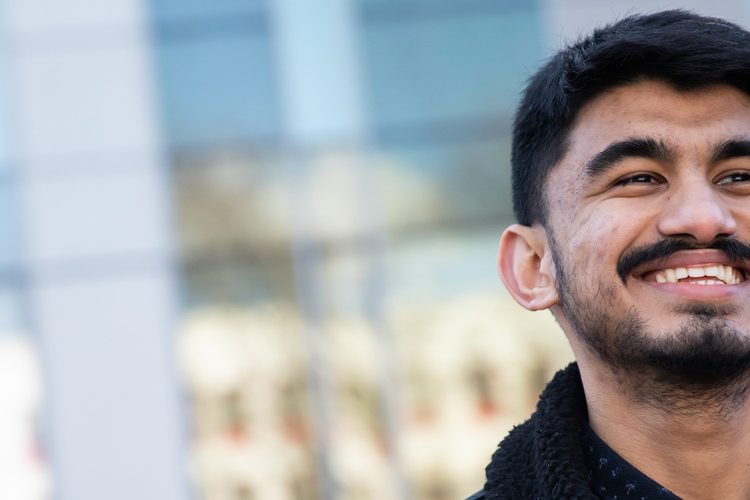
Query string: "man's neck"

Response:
xmin=579 ymin=354 xmax=750 ymax=500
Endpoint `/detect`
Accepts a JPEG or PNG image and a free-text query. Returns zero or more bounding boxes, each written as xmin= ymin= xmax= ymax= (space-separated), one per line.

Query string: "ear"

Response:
xmin=497 ymin=224 xmax=558 ymax=310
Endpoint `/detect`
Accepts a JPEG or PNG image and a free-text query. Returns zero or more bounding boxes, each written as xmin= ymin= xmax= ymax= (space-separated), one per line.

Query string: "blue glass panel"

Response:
xmin=154 ymin=33 xmax=280 ymax=148
xmin=151 ymin=0 xmax=266 ymax=23
xmin=362 ymin=5 xmax=544 ymax=128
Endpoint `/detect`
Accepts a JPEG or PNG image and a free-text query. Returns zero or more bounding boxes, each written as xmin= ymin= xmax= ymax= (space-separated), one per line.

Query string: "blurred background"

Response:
xmin=0 ymin=0 xmax=748 ymax=499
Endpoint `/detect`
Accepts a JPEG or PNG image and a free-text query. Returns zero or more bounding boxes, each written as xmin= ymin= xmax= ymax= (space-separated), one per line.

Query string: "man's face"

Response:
xmin=545 ymin=80 xmax=750 ymax=387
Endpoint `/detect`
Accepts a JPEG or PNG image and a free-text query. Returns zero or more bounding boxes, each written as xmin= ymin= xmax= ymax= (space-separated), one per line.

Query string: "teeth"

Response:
xmin=665 ymin=269 xmax=676 ymax=282
xmin=649 ymin=264 xmax=744 ymax=285
xmin=687 ymin=267 xmax=705 ymax=278
xmin=716 ymin=266 xmax=726 ymax=282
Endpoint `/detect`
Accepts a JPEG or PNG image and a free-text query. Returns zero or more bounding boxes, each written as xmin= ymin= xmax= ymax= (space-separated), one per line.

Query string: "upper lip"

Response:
xmin=631 ymin=249 xmax=750 ymax=280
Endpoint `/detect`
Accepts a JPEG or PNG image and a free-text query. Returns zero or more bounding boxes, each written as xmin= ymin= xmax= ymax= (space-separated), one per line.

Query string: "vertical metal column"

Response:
xmin=268 ymin=0 xmax=407 ymax=498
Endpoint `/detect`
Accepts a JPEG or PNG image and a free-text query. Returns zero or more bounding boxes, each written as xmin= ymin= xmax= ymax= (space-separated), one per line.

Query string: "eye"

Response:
xmin=613 ymin=173 xmax=662 ymax=187
xmin=716 ymin=171 xmax=750 ymax=185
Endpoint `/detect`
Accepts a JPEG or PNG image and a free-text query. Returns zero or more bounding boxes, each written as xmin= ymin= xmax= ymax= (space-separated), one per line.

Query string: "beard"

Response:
xmin=549 ymin=234 xmax=750 ymax=414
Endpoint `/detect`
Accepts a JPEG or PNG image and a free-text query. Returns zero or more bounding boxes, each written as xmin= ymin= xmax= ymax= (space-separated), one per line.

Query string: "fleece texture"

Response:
xmin=482 ymin=363 xmax=599 ymax=499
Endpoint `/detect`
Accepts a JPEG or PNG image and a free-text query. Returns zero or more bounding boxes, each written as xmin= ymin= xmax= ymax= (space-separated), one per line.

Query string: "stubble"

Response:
xmin=549 ymin=232 xmax=750 ymax=416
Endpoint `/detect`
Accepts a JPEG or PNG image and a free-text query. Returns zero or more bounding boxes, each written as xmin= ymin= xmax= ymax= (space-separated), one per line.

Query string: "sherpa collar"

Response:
xmin=482 ymin=363 xmax=599 ymax=499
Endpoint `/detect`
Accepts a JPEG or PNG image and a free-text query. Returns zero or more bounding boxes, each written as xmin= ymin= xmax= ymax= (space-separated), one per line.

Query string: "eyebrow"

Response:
xmin=711 ymin=138 xmax=750 ymax=163
xmin=583 ymin=137 xmax=675 ymax=179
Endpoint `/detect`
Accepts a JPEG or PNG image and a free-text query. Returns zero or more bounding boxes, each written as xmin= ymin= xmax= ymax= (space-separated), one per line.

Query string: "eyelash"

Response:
xmin=717 ymin=171 xmax=750 ymax=185
xmin=613 ymin=171 xmax=750 ymax=188
xmin=614 ymin=173 xmax=661 ymax=186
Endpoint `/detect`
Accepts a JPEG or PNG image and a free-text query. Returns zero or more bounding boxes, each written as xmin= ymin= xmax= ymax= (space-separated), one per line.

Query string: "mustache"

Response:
xmin=617 ymin=238 xmax=750 ymax=282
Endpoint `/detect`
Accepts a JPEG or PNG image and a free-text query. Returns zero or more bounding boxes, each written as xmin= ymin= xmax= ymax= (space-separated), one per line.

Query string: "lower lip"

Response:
xmin=639 ymin=279 xmax=748 ymax=300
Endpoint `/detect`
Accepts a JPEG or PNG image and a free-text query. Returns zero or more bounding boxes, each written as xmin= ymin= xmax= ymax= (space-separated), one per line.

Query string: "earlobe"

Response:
xmin=497 ymin=224 xmax=558 ymax=310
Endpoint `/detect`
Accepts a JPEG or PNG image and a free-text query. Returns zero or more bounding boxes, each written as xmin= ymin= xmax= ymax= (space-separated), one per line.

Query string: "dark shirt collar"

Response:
xmin=582 ymin=423 xmax=681 ymax=499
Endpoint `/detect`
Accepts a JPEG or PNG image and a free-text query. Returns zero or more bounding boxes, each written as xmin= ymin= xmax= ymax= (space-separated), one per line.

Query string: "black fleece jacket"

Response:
xmin=474 ymin=363 xmax=600 ymax=499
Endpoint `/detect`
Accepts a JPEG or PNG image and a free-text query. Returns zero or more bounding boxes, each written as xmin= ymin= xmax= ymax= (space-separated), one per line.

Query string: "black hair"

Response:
xmin=512 ymin=10 xmax=750 ymax=226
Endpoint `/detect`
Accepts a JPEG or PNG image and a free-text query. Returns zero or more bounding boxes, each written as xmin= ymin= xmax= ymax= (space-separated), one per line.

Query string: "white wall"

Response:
xmin=2 ymin=0 xmax=187 ymax=498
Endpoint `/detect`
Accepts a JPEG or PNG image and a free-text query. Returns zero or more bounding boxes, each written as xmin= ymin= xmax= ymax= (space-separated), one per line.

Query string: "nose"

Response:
xmin=657 ymin=180 xmax=736 ymax=243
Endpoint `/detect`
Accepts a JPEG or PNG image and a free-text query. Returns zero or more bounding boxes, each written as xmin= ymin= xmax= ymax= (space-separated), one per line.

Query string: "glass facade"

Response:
xmin=149 ymin=1 xmax=573 ymax=499
xmin=362 ymin=1 xmax=542 ymax=228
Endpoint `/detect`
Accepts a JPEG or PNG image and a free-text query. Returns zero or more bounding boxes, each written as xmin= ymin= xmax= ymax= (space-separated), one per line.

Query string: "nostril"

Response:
xmin=657 ymin=215 xmax=737 ymax=243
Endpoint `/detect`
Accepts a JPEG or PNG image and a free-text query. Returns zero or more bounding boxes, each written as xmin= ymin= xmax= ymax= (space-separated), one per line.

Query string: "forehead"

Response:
xmin=567 ymin=80 xmax=750 ymax=166
xmin=540 ymin=80 xmax=750 ymax=230
xmin=545 ymin=80 xmax=750 ymax=197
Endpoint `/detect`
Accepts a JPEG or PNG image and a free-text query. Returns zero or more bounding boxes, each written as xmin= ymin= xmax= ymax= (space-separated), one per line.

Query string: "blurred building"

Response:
xmin=155 ymin=1 xmax=551 ymax=499
xmin=0 ymin=1 xmax=747 ymax=500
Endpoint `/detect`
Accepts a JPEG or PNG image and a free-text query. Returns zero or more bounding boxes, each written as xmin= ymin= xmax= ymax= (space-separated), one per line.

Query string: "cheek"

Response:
xmin=568 ymin=211 xmax=616 ymax=242
xmin=597 ymin=221 xmax=624 ymax=259
xmin=567 ymin=214 xmax=625 ymax=266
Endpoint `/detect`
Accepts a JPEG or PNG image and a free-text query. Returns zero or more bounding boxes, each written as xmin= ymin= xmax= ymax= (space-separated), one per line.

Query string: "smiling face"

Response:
xmin=542 ymin=80 xmax=750 ymax=388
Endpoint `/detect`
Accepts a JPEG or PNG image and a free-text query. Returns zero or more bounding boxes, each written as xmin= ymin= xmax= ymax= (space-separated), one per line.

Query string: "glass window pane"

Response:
xmin=152 ymin=0 xmax=266 ymax=22
xmin=362 ymin=5 xmax=543 ymax=127
xmin=154 ymin=28 xmax=280 ymax=148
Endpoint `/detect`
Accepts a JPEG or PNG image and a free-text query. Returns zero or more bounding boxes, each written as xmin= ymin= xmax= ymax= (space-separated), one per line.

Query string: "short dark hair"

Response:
xmin=512 ymin=10 xmax=750 ymax=226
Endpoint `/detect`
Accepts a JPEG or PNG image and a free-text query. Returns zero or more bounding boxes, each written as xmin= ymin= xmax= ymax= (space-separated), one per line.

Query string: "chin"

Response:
xmin=612 ymin=313 xmax=750 ymax=389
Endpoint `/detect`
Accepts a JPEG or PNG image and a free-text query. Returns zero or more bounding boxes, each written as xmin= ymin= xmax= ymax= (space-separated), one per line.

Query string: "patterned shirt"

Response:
xmin=582 ymin=425 xmax=681 ymax=500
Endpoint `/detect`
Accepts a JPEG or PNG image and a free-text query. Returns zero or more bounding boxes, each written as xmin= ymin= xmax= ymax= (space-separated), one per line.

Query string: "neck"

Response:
xmin=578 ymin=349 xmax=750 ymax=500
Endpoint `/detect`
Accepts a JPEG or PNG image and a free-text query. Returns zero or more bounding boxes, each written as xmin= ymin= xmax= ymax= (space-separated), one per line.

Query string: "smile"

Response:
xmin=645 ymin=265 xmax=745 ymax=285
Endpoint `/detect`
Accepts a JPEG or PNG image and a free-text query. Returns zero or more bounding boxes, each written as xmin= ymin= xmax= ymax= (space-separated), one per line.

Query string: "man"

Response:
xmin=471 ymin=10 xmax=750 ymax=500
